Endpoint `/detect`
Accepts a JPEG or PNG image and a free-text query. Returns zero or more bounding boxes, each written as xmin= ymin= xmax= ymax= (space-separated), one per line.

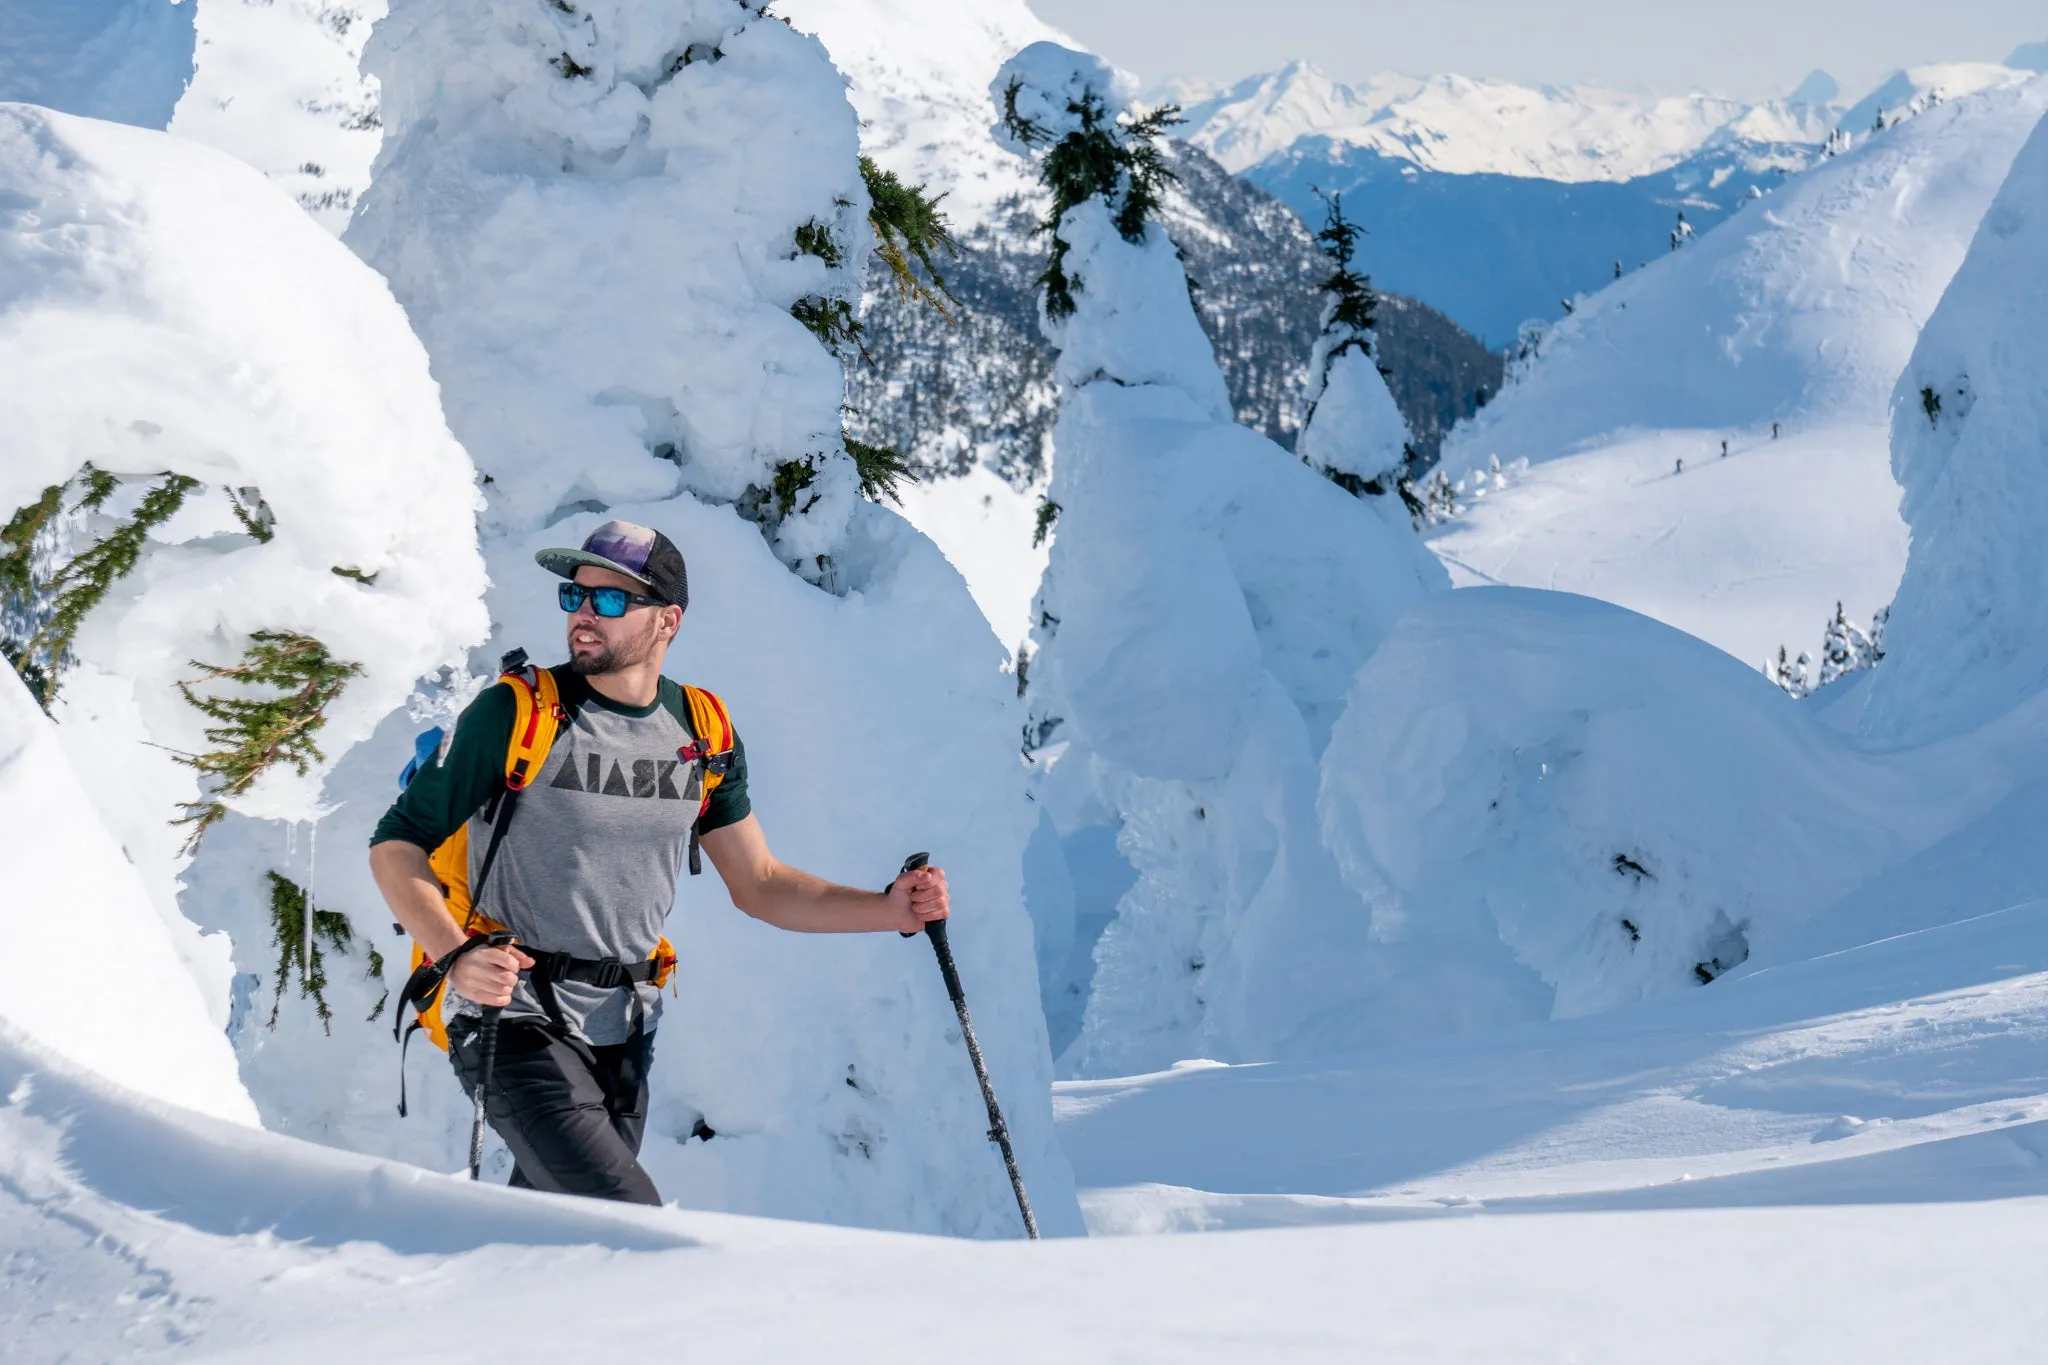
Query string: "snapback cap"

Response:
xmin=536 ymin=520 xmax=689 ymax=611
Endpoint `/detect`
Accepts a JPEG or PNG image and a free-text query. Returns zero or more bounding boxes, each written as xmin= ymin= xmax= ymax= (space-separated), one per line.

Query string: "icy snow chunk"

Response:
xmin=1863 ymin=107 xmax=2048 ymax=744
xmin=0 ymin=0 xmax=195 ymax=129
xmin=0 ymin=667 xmax=256 ymax=1125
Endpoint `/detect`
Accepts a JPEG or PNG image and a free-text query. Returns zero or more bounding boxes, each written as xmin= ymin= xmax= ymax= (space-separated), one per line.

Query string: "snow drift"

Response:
xmin=1314 ymin=589 xmax=1943 ymax=1026
xmin=0 ymin=670 xmax=255 ymax=1125
xmin=0 ymin=0 xmax=195 ymax=130
xmin=1001 ymin=45 xmax=1445 ymax=1077
xmin=319 ymin=0 xmax=1077 ymax=1236
xmin=1863 ymin=104 xmax=2048 ymax=745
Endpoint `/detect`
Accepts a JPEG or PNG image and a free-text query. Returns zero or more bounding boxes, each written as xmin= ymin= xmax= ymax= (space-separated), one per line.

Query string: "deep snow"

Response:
xmin=0 ymin=0 xmax=195 ymax=130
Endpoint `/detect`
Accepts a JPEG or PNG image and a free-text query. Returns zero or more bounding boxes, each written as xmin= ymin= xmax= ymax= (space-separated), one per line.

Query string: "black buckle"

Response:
xmin=588 ymin=955 xmax=629 ymax=989
xmin=535 ymin=949 xmax=575 ymax=983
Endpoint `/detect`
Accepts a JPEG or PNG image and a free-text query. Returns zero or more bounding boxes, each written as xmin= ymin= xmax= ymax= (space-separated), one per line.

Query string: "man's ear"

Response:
xmin=661 ymin=605 xmax=684 ymax=641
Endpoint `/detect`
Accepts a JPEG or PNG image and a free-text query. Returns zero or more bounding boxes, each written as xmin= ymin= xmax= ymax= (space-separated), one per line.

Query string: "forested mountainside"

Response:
xmin=850 ymin=139 xmax=1502 ymax=487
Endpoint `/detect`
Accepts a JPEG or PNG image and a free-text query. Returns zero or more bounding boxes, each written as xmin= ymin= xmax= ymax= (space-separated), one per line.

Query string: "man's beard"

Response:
xmin=567 ymin=642 xmax=621 ymax=676
xmin=567 ymin=629 xmax=649 ymax=676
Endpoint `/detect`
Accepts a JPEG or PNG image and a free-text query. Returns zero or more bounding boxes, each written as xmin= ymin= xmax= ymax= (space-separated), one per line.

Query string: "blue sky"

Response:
xmin=1027 ymin=0 xmax=2046 ymax=102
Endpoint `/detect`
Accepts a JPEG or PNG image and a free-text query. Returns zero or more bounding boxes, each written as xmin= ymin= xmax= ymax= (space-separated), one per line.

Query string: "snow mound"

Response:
xmin=0 ymin=105 xmax=487 ymax=835
xmin=0 ymin=672 xmax=255 ymax=1125
xmin=999 ymin=46 xmax=1445 ymax=1077
xmin=1317 ymin=588 xmax=1958 ymax=1025
xmin=317 ymin=0 xmax=1078 ymax=1237
xmin=1443 ymin=77 xmax=2048 ymax=475
xmin=0 ymin=0 xmax=195 ymax=129
xmin=171 ymin=0 xmax=387 ymax=235
xmin=1863 ymin=105 xmax=2048 ymax=744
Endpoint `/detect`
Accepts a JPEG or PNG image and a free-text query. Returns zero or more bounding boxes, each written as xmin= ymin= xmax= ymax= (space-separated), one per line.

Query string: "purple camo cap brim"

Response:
xmin=536 ymin=519 xmax=690 ymax=610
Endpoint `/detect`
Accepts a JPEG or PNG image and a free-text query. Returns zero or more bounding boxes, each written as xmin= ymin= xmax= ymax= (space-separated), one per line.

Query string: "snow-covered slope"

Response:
xmin=1836 ymin=62 xmax=2032 ymax=142
xmin=1863 ymin=106 xmax=2048 ymax=745
xmin=1178 ymin=61 xmax=1833 ymax=181
xmin=0 ymin=673 xmax=256 ymax=1125
xmin=1427 ymin=78 xmax=2048 ymax=667
xmin=0 ymin=0 xmax=195 ymax=129
xmin=325 ymin=0 xmax=1077 ymax=1237
xmin=15 ymin=1015 xmax=2048 ymax=1363
xmin=1444 ymin=78 xmax=2046 ymax=461
xmin=170 ymin=0 xmax=386 ymax=235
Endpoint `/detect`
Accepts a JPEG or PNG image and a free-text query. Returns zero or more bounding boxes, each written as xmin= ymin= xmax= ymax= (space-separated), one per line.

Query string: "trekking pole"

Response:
xmin=468 ymin=931 xmax=518 ymax=1182
xmin=897 ymin=853 xmax=1039 ymax=1239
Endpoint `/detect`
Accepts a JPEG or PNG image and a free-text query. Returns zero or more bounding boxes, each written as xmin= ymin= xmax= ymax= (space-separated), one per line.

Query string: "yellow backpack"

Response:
xmin=391 ymin=651 xmax=735 ymax=1111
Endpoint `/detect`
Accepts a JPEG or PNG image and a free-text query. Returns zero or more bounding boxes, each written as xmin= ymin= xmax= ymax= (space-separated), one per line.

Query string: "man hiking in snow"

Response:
xmin=369 ymin=520 xmax=951 ymax=1205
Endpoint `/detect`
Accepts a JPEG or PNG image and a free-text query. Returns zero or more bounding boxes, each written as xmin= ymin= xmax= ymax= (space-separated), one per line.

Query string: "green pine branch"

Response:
xmin=1001 ymin=82 xmax=1184 ymax=320
xmin=172 ymin=632 xmax=361 ymax=850
xmin=264 ymin=871 xmax=385 ymax=1033
xmin=843 ymin=435 xmax=915 ymax=505
xmin=4 ymin=469 xmax=198 ymax=709
xmin=860 ymin=155 xmax=959 ymax=316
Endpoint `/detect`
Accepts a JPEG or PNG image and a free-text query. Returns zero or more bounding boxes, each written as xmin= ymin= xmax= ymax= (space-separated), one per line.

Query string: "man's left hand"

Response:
xmin=888 ymin=863 xmax=950 ymax=933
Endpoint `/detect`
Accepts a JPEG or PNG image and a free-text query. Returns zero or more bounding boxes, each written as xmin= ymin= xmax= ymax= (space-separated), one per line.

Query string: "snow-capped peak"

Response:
xmin=1835 ymin=63 xmax=2036 ymax=141
xmin=1178 ymin=64 xmax=1826 ymax=180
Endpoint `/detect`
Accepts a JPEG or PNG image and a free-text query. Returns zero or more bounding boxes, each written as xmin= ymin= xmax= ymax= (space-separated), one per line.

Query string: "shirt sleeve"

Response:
xmin=698 ymin=731 xmax=751 ymax=835
xmin=369 ymin=682 xmax=516 ymax=850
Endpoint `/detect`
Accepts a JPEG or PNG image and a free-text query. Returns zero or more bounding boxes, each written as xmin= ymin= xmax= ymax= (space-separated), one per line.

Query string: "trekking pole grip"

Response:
xmin=896 ymin=851 xmax=930 ymax=939
xmin=468 ymin=931 xmax=518 ymax=1182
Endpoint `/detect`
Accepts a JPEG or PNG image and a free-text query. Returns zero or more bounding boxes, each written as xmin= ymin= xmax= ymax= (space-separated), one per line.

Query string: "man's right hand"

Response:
xmin=448 ymin=942 xmax=535 ymax=1008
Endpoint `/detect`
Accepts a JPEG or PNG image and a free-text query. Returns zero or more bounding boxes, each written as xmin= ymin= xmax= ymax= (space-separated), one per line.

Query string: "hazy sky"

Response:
xmin=1026 ymin=0 xmax=2046 ymax=102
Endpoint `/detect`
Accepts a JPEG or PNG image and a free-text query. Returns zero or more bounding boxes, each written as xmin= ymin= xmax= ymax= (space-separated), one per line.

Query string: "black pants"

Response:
xmin=448 ymin=1014 xmax=661 ymax=1205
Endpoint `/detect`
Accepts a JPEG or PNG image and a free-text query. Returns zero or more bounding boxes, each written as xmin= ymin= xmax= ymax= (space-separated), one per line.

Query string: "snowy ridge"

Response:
xmin=1865 ymin=107 xmax=2048 ymax=744
xmin=1424 ymin=79 xmax=2047 ymax=666
xmin=1439 ymin=76 xmax=2048 ymax=460
xmin=1177 ymin=60 xmax=1837 ymax=181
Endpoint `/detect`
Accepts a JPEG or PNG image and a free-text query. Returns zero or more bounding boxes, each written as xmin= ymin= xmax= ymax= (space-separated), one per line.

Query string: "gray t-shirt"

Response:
xmin=373 ymin=668 xmax=750 ymax=1044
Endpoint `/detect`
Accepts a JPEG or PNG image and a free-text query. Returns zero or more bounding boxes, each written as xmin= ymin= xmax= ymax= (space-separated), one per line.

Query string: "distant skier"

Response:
xmin=369 ymin=520 xmax=951 ymax=1205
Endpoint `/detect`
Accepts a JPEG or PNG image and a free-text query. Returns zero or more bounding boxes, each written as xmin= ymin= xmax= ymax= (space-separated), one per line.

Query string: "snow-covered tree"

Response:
xmin=997 ymin=43 xmax=1446 ymax=1075
xmin=1669 ymin=208 xmax=1694 ymax=252
xmin=313 ymin=0 xmax=1076 ymax=1235
xmin=1295 ymin=190 xmax=1418 ymax=522
xmin=0 ymin=105 xmax=489 ymax=1091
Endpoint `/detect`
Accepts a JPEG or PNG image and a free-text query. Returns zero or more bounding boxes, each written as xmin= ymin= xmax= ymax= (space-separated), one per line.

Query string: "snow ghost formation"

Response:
xmin=344 ymin=0 xmax=1076 ymax=1236
xmin=997 ymin=42 xmax=1447 ymax=1076
xmin=0 ymin=105 xmax=486 ymax=1109
xmin=0 ymin=0 xmax=196 ymax=129
xmin=1863 ymin=108 xmax=2048 ymax=745
xmin=171 ymin=0 xmax=389 ymax=235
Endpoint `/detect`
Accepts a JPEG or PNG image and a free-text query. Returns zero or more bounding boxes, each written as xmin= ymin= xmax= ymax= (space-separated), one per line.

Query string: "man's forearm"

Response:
xmin=368 ymin=840 xmax=469 ymax=959
xmin=740 ymin=862 xmax=902 ymax=934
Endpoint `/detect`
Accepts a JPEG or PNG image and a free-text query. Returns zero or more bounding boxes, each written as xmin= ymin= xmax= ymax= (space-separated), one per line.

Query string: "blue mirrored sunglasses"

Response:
xmin=558 ymin=582 xmax=665 ymax=617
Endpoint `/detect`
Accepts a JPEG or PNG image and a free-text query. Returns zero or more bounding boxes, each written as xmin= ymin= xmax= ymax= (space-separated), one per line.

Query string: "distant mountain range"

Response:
xmin=1166 ymin=58 xmax=2041 ymax=344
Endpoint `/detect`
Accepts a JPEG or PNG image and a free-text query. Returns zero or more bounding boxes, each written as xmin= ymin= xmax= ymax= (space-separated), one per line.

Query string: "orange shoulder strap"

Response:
xmin=504 ymin=664 xmax=564 ymax=790
xmin=681 ymin=684 xmax=734 ymax=800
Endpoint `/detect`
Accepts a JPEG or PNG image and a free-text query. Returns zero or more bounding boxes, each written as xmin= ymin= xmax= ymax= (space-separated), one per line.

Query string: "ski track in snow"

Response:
xmin=1427 ymin=425 xmax=1907 ymax=666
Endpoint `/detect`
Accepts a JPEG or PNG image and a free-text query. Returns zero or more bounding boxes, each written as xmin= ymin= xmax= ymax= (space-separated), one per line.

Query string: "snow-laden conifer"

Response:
xmin=309 ymin=0 xmax=1077 ymax=1234
xmin=1294 ymin=190 xmax=1418 ymax=522
xmin=997 ymin=43 xmax=1446 ymax=1076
